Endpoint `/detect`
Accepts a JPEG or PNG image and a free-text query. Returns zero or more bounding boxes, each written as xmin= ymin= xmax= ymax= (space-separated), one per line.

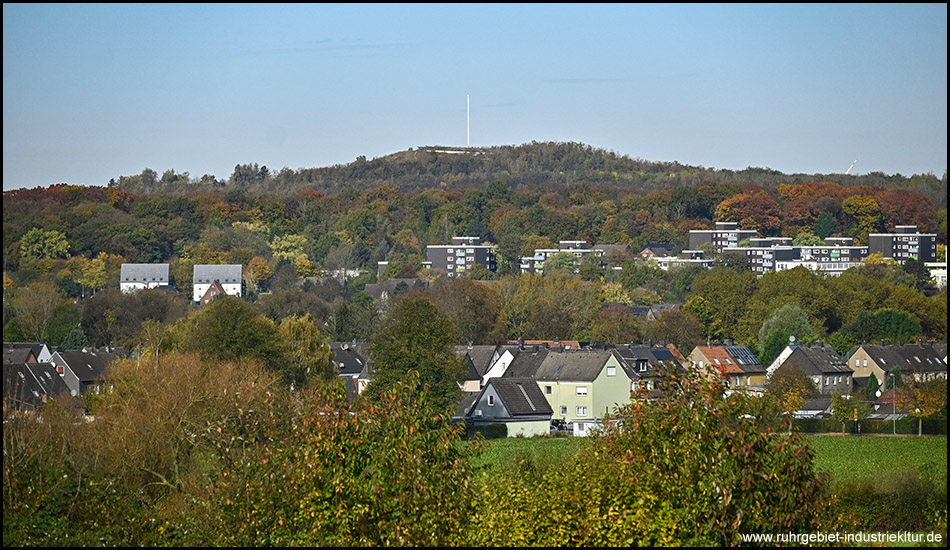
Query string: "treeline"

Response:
xmin=101 ymin=141 xmax=947 ymax=209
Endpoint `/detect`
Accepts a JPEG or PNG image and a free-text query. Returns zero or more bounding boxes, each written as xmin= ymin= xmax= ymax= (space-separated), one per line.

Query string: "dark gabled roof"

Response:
xmin=534 ymin=350 xmax=616 ymax=382
xmin=484 ymin=378 xmax=553 ymax=416
xmin=330 ymin=342 xmax=369 ymax=377
xmin=612 ymin=345 xmax=683 ymax=378
xmin=120 ymin=263 xmax=169 ymax=283
xmin=849 ymin=344 xmax=947 ymax=374
xmin=800 ymin=396 xmax=832 ymax=412
xmin=3 ymin=362 xmax=74 ymax=407
xmin=501 ymin=346 xmax=550 ymax=379
xmin=4 ymin=342 xmax=48 ymax=362
xmin=49 ymin=350 xmax=120 ymax=383
xmin=786 ymin=344 xmax=852 ymax=375
xmin=3 ymin=347 xmax=35 ymax=366
xmin=455 ymin=391 xmax=481 ymax=420
xmin=455 ymin=345 xmax=498 ymax=377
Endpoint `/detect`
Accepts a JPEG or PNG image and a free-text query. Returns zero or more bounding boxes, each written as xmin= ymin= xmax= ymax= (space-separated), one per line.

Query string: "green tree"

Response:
xmin=899 ymin=377 xmax=948 ymax=436
xmin=813 ymin=211 xmax=838 ymax=238
xmin=766 ymin=363 xmax=818 ymax=420
xmin=758 ymin=302 xmax=816 ymax=344
xmin=19 ymin=227 xmax=70 ymax=261
xmin=873 ymin=308 xmax=922 ymax=344
xmin=365 ymin=296 xmax=465 ymax=411
xmin=831 ymin=393 xmax=871 ymax=433
xmin=542 ymin=251 xmax=578 ymax=275
xmin=792 ymin=232 xmax=824 ymax=246
xmin=759 ymin=328 xmax=792 ymax=368
xmin=278 ymin=314 xmax=334 ymax=387
xmin=170 ymin=297 xmax=282 ymax=372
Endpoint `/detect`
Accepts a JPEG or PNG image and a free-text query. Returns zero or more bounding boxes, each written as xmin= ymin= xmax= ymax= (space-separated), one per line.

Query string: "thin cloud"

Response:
xmin=246 ymin=39 xmax=409 ymax=56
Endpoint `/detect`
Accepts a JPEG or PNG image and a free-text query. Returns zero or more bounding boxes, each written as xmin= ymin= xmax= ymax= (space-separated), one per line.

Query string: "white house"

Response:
xmin=192 ymin=264 xmax=243 ymax=302
xmin=120 ymin=263 xmax=170 ymax=293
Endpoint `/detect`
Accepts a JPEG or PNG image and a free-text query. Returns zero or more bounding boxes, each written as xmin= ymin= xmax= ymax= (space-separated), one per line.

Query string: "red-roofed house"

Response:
xmin=688 ymin=343 xmax=767 ymax=392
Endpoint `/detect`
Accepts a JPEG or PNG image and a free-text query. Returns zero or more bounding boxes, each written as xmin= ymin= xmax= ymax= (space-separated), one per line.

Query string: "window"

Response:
xmin=560 ymin=406 xmax=567 ymax=416
xmin=545 ymin=385 xmax=552 ymax=395
xmin=606 ymin=366 xmax=616 ymax=377
xmin=576 ymin=386 xmax=587 ymax=396
xmin=576 ymin=406 xmax=588 ymax=417
xmin=487 ymin=395 xmax=494 ymax=406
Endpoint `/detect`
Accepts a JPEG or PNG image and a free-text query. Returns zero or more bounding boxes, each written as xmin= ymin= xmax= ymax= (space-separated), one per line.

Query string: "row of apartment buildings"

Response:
xmin=420 ymin=224 xmax=943 ymax=281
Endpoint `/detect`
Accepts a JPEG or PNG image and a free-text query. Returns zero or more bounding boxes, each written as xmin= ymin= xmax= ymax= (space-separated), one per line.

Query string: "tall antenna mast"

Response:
xmin=467 ymin=94 xmax=470 ymax=147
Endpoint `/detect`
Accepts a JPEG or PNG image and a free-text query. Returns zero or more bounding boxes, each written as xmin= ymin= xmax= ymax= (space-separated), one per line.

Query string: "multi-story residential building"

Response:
xmin=426 ymin=236 xmax=497 ymax=278
xmin=120 ymin=263 xmax=171 ymax=293
xmin=688 ymin=221 xmax=758 ymax=252
xmin=519 ymin=240 xmax=600 ymax=275
xmin=192 ymin=264 xmax=243 ymax=302
xmin=868 ymin=225 xmax=937 ymax=264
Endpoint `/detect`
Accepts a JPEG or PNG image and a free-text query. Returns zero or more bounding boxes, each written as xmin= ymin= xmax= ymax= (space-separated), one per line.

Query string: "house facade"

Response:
xmin=688 ymin=343 xmax=767 ymax=392
xmin=48 ymin=349 xmax=120 ymax=396
xmin=532 ymin=350 xmax=630 ymax=423
xmin=846 ymin=343 xmax=948 ymax=385
xmin=426 ymin=236 xmax=497 ymax=278
xmin=192 ymin=264 xmax=243 ymax=302
xmin=466 ymin=377 xmax=553 ymax=438
xmin=120 ymin=263 xmax=170 ymax=293
xmin=611 ymin=344 xmax=683 ymax=395
xmin=772 ymin=343 xmax=853 ymax=396
xmin=868 ymin=225 xmax=938 ymax=264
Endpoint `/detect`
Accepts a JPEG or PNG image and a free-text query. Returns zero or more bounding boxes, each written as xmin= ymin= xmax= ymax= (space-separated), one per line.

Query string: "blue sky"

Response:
xmin=3 ymin=3 xmax=947 ymax=191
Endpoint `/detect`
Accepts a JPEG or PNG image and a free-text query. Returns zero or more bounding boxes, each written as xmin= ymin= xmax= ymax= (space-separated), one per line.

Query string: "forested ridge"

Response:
xmin=101 ymin=141 xmax=947 ymax=209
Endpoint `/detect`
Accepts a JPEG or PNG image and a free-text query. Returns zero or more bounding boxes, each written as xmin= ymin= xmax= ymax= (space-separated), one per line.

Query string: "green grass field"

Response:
xmin=807 ymin=435 xmax=948 ymax=485
xmin=469 ymin=434 xmax=948 ymax=486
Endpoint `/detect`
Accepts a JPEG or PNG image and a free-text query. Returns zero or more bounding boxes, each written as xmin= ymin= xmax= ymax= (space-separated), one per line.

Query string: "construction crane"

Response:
xmin=845 ymin=159 xmax=858 ymax=175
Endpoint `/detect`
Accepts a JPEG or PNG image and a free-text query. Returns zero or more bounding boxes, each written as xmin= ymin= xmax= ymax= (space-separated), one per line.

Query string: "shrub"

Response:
xmin=471 ymin=365 xmax=828 ymax=546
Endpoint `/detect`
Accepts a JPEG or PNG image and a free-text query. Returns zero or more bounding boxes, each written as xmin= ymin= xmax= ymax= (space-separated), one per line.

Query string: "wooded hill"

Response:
xmin=107 ymin=141 xmax=947 ymax=209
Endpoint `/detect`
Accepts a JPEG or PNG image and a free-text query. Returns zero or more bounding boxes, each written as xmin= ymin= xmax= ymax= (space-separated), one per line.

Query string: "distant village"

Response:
xmin=5 ymin=221 xmax=946 ymax=435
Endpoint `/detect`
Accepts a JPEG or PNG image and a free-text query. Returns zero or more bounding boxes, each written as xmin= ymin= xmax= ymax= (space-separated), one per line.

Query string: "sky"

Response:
xmin=3 ymin=3 xmax=947 ymax=191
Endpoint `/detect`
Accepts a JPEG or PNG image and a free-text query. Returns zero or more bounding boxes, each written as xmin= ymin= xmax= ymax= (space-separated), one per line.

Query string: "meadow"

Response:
xmin=471 ymin=433 xmax=948 ymax=486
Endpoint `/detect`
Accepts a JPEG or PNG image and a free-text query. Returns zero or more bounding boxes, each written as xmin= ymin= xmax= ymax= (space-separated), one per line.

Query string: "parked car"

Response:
xmin=550 ymin=419 xmax=567 ymax=431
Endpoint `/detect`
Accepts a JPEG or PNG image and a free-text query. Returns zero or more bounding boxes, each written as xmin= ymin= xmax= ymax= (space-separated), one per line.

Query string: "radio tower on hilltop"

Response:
xmin=467 ymin=94 xmax=470 ymax=148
